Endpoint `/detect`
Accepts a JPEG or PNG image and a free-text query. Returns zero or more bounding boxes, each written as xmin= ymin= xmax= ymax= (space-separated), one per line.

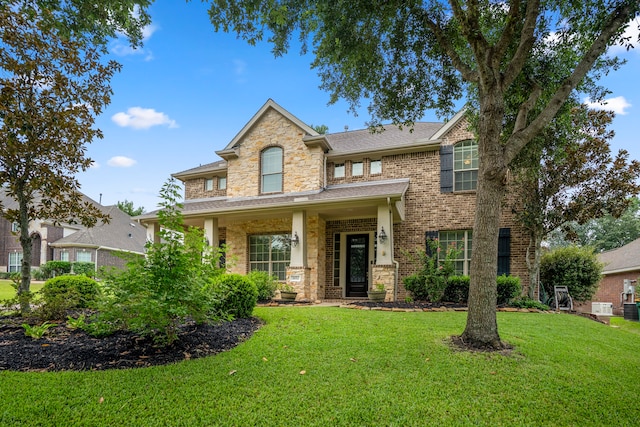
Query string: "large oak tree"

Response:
xmin=0 ymin=0 xmax=152 ymax=313
xmin=205 ymin=0 xmax=640 ymax=348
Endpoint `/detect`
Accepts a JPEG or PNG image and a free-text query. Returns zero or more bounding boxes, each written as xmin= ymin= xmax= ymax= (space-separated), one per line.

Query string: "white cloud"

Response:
xmin=107 ymin=156 xmax=137 ymax=168
xmin=584 ymin=96 xmax=632 ymax=115
xmin=89 ymin=161 xmax=100 ymax=169
xmin=111 ymin=23 xmax=158 ymax=60
xmin=112 ymin=107 xmax=178 ymax=129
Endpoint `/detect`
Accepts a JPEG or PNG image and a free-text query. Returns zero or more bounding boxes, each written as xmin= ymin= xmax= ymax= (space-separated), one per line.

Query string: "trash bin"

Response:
xmin=624 ymin=303 xmax=639 ymax=321
xmin=637 ymin=302 xmax=640 ymax=321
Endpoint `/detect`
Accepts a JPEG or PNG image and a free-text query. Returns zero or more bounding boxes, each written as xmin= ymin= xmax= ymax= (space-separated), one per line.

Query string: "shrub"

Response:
xmin=38 ymin=275 xmax=100 ymax=319
xmin=402 ymin=240 xmax=458 ymax=302
xmin=209 ymin=274 xmax=258 ymax=319
xmin=92 ymin=178 xmax=224 ymax=345
xmin=510 ymin=296 xmax=550 ymax=310
xmin=496 ymin=275 xmax=521 ymax=305
xmin=72 ymin=262 xmax=95 ymax=277
xmin=540 ymin=246 xmax=603 ymax=302
xmin=442 ymin=275 xmax=470 ymax=303
xmin=247 ymin=270 xmax=278 ymax=302
xmin=44 ymin=261 xmax=72 ymax=277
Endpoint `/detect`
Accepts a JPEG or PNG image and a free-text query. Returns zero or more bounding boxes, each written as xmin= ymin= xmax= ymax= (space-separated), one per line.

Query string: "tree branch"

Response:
xmin=504 ymin=1 xmax=638 ymax=165
xmin=499 ymin=0 xmax=540 ymax=90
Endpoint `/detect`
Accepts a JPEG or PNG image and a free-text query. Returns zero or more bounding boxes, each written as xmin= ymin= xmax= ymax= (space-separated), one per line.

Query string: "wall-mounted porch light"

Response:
xmin=378 ymin=227 xmax=387 ymax=244
xmin=291 ymin=231 xmax=300 ymax=247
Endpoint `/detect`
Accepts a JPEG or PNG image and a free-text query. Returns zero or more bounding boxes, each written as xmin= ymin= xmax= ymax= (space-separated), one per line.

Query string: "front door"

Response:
xmin=346 ymin=234 xmax=369 ymax=297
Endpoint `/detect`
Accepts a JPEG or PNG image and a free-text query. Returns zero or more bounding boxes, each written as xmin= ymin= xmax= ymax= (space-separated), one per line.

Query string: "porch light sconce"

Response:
xmin=379 ymin=227 xmax=387 ymax=244
xmin=291 ymin=231 xmax=300 ymax=247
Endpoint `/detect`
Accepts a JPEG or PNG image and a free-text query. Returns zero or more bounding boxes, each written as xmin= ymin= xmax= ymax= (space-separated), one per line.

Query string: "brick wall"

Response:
xmin=574 ymin=271 xmax=640 ymax=316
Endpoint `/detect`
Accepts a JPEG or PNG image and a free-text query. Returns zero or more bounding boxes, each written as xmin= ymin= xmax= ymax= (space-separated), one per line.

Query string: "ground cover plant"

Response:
xmin=1 ymin=307 xmax=639 ymax=426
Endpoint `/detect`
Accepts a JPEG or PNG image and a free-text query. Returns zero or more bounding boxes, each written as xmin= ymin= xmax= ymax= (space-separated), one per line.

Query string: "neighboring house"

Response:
xmin=137 ymin=99 xmax=528 ymax=301
xmin=574 ymin=238 xmax=640 ymax=316
xmin=0 ymin=191 xmax=146 ymax=273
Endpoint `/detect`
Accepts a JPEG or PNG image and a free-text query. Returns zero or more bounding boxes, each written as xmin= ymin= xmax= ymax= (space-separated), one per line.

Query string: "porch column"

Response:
xmin=204 ymin=217 xmax=219 ymax=248
xmin=290 ymin=211 xmax=307 ymax=267
xmin=146 ymin=222 xmax=160 ymax=244
xmin=376 ymin=204 xmax=392 ymax=265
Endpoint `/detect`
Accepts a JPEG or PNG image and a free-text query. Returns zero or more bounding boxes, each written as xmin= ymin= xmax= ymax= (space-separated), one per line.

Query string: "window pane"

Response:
xmin=8 ymin=252 xmax=22 ymax=273
xmin=262 ymin=148 xmax=283 ymax=174
xmin=76 ymin=251 xmax=91 ymax=262
xmin=218 ymin=176 xmax=227 ymax=190
xmin=60 ymin=251 xmax=69 ymax=262
xmin=370 ymin=160 xmax=382 ymax=174
xmin=453 ymin=140 xmax=478 ymax=191
xmin=335 ymin=164 xmax=345 ymax=178
xmin=352 ymin=162 xmax=363 ymax=176
xmin=262 ymin=173 xmax=282 ymax=193
xmin=249 ymin=234 xmax=291 ymax=281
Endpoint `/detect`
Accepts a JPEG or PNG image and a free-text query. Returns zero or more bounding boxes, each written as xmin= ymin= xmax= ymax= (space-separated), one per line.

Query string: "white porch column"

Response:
xmin=146 ymin=222 xmax=161 ymax=244
xmin=204 ymin=217 xmax=219 ymax=248
xmin=376 ymin=204 xmax=393 ymax=265
xmin=291 ymin=211 xmax=307 ymax=267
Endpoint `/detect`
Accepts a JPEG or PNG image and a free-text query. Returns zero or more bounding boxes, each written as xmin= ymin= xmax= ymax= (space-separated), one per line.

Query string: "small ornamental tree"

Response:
xmin=403 ymin=239 xmax=459 ymax=302
xmin=540 ymin=246 xmax=603 ymax=303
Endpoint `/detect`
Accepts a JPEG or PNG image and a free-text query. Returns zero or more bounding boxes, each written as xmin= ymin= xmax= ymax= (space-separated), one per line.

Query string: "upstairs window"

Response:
xmin=205 ymin=178 xmax=214 ymax=191
xmin=261 ymin=147 xmax=283 ymax=193
xmin=218 ymin=176 xmax=227 ymax=190
xmin=453 ymin=140 xmax=478 ymax=191
xmin=352 ymin=161 xmax=363 ymax=176
xmin=370 ymin=160 xmax=382 ymax=175
xmin=334 ymin=163 xmax=345 ymax=178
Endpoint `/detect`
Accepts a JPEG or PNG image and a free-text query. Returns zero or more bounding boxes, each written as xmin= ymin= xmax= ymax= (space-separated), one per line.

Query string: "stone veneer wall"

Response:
xmin=225 ymin=109 xmax=324 ymax=197
xmin=184 ymin=177 xmax=226 ymax=200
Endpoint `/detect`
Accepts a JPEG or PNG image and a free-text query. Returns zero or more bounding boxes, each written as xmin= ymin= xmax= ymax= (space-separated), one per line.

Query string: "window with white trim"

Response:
xmin=334 ymin=163 xmax=345 ymax=178
xmin=205 ymin=178 xmax=214 ymax=191
xmin=60 ymin=251 xmax=69 ymax=262
xmin=11 ymin=222 xmax=19 ymax=232
xmin=453 ymin=140 xmax=478 ymax=191
xmin=218 ymin=176 xmax=227 ymax=190
xmin=438 ymin=230 xmax=473 ymax=275
xmin=352 ymin=161 xmax=363 ymax=176
xmin=8 ymin=252 xmax=22 ymax=273
xmin=261 ymin=147 xmax=283 ymax=193
xmin=370 ymin=160 xmax=382 ymax=175
xmin=76 ymin=250 xmax=92 ymax=262
xmin=249 ymin=234 xmax=291 ymax=281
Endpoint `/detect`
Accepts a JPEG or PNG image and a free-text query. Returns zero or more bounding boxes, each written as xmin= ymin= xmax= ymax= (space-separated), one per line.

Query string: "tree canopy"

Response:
xmin=117 ymin=199 xmax=146 ymax=216
xmin=206 ymin=0 xmax=640 ymax=348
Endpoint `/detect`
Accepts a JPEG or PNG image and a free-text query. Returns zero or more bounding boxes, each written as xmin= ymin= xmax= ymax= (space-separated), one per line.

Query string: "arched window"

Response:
xmin=261 ymin=146 xmax=283 ymax=193
xmin=453 ymin=140 xmax=478 ymax=191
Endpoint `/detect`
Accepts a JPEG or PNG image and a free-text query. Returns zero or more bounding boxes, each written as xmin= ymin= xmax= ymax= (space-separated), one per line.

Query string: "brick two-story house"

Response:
xmin=138 ymin=99 xmax=527 ymax=301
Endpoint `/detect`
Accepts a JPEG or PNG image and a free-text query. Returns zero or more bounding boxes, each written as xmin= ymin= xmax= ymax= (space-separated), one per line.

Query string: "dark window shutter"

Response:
xmin=425 ymin=231 xmax=439 ymax=257
xmin=497 ymin=228 xmax=510 ymax=276
xmin=440 ymin=145 xmax=453 ymax=193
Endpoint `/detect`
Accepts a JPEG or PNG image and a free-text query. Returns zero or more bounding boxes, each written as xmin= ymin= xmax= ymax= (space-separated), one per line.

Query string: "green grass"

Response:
xmin=1 ymin=308 xmax=639 ymax=426
xmin=611 ymin=316 xmax=640 ymax=335
xmin=0 ymin=279 xmax=44 ymax=300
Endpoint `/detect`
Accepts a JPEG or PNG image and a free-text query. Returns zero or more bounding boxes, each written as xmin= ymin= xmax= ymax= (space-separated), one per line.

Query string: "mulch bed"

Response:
xmin=0 ymin=314 xmax=262 ymax=372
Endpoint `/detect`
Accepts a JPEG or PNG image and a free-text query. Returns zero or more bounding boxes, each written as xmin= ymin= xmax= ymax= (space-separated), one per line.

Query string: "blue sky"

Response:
xmin=77 ymin=2 xmax=640 ymax=212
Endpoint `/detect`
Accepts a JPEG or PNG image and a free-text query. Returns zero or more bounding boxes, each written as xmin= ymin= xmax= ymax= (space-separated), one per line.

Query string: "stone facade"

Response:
xmin=184 ymin=176 xmax=227 ymax=200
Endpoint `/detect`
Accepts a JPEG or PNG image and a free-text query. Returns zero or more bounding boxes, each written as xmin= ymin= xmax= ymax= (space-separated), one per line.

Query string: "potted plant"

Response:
xmin=278 ymin=283 xmax=298 ymax=301
xmin=367 ymin=283 xmax=387 ymax=302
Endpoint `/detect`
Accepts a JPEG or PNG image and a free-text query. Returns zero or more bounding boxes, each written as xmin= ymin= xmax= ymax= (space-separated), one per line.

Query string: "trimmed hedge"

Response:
xmin=406 ymin=274 xmax=521 ymax=305
xmin=210 ymin=274 xmax=258 ymax=318
xmin=41 ymin=275 xmax=100 ymax=308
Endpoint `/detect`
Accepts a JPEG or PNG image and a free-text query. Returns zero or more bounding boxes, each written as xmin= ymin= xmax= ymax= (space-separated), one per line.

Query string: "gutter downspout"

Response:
xmin=387 ymin=197 xmax=399 ymax=302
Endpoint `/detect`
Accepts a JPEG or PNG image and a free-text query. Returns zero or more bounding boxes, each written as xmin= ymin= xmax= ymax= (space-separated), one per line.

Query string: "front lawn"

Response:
xmin=1 ymin=308 xmax=639 ymax=426
xmin=0 ymin=279 xmax=43 ymax=300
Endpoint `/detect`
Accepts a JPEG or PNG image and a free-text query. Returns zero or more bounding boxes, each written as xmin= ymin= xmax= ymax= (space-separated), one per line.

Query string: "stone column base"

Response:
xmin=371 ymin=264 xmax=396 ymax=302
xmin=286 ymin=266 xmax=312 ymax=301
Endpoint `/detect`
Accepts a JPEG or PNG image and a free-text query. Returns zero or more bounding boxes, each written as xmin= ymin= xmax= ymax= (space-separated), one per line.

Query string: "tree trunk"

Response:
xmin=526 ymin=232 xmax=543 ymax=299
xmin=17 ymin=194 xmax=32 ymax=314
xmin=461 ymin=96 xmax=507 ymax=349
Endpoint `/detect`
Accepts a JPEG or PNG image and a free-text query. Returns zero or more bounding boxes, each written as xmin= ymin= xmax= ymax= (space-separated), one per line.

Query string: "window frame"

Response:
xmin=76 ymin=250 xmax=92 ymax=262
xmin=453 ymin=140 xmax=478 ymax=191
xmin=8 ymin=252 xmax=22 ymax=273
xmin=351 ymin=161 xmax=363 ymax=177
xmin=260 ymin=146 xmax=284 ymax=193
xmin=60 ymin=251 xmax=69 ymax=262
xmin=438 ymin=230 xmax=473 ymax=276
xmin=218 ymin=175 xmax=227 ymax=190
xmin=205 ymin=178 xmax=214 ymax=191
xmin=248 ymin=233 xmax=291 ymax=281
xmin=370 ymin=159 xmax=382 ymax=175
xmin=334 ymin=163 xmax=345 ymax=178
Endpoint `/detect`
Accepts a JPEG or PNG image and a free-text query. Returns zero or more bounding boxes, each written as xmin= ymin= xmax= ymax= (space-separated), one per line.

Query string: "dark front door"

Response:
xmin=346 ymin=234 xmax=369 ymax=297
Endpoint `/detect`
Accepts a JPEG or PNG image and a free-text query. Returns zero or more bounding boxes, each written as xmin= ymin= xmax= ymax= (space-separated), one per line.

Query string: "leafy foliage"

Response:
xmin=38 ymin=275 xmax=100 ymax=320
xmin=247 ymin=270 xmax=279 ymax=302
xmin=403 ymin=239 xmax=458 ymax=302
xmin=21 ymin=321 xmax=56 ymax=339
xmin=72 ymin=262 xmax=95 ymax=277
xmin=540 ymin=246 xmax=603 ymax=303
xmin=43 ymin=261 xmax=72 ymax=278
xmin=208 ymin=274 xmax=258 ymax=319
xmin=94 ymin=179 xmax=225 ymax=345
xmin=116 ymin=199 xmax=145 ymax=216
xmin=496 ymin=275 xmax=521 ymax=305
xmin=442 ymin=275 xmax=470 ymax=304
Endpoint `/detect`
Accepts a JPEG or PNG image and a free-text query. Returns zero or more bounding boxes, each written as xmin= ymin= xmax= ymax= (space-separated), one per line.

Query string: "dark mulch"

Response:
xmin=0 ymin=314 xmax=262 ymax=372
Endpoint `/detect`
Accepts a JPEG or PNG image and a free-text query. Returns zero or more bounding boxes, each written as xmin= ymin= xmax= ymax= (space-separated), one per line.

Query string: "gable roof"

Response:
xmin=172 ymin=160 xmax=227 ymax=181
xmin=216 ymin=99 xmax=319 ymax=159
xmin=50 ymin=205 xmax=146 ymax=254
xmin=598 ymin=238 xmax=640 ymax=274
